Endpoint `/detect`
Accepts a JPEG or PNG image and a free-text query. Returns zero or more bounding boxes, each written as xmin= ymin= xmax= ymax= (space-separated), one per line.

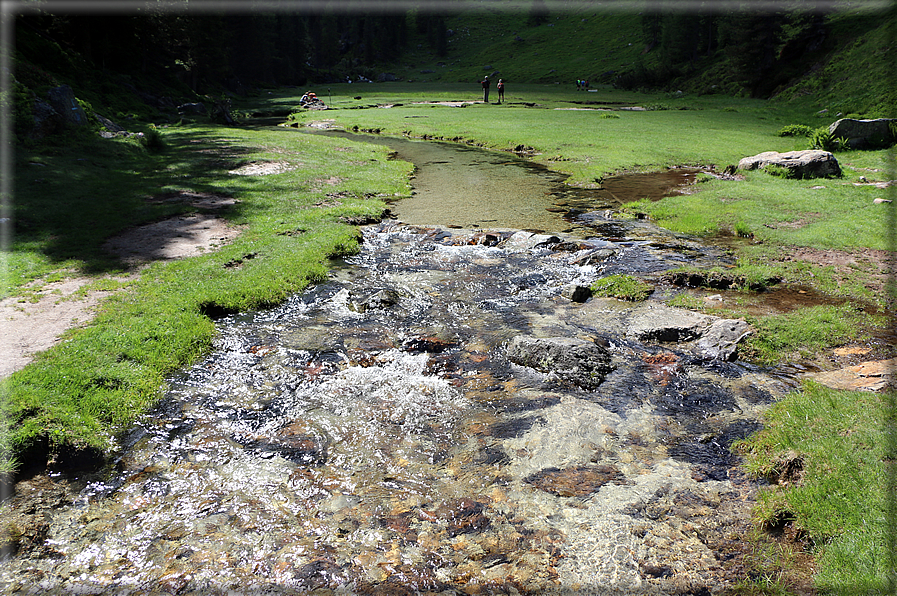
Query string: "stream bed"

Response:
xmin=1 ymin=133 xmax=791 ymax=594
xmin=1 ymin=221 xmax=788 ymax=594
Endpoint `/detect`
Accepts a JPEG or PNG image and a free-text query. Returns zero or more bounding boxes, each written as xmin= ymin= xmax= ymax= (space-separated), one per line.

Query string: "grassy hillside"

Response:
xmin=398 ymin=2 xmax=895 ymax=117
xmin=396 ymin=9 xmax=656 ymax=87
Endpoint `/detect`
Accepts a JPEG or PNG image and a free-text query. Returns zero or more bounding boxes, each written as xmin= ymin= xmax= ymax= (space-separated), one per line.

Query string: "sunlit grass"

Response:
xmin=741 ymin=303 xmax=875 ymax=365
xmin=735 ymin=383 xmax=894 ymax=594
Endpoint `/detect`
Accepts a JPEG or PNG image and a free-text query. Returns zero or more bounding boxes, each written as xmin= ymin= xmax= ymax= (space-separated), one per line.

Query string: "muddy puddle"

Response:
xmin=2 ymin=131 xmax=804 ymax=594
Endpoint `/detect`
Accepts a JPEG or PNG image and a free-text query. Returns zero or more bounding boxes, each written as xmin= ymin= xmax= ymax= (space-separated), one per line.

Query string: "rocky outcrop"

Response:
xmin=29 ymin=100 xmax=62 ymax=139
xmin=506 ymin=336 xmax=614 ymax=390
xmin=46 ymin=85 xmax=88 ymax=127
xmin=805 ymin=358 xmax=896 ymax=391
xmin=177 ymin=102 xmax=207 ymax=115
xmin=29 ymin=85 xmax=88 ymax=139
xmin=829 ymin=118 xmax=896 ymax=149
xmin=738 ymin=150 xmax=841 ymax=179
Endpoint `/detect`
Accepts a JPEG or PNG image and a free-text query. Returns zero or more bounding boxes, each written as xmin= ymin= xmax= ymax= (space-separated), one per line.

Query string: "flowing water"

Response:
xmin=2 ymin=135 xmax=790 ymax=594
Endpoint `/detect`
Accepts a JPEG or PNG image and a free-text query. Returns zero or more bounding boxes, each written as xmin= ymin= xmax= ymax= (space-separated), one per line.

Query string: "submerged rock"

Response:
xmin=419 ymin=498 xmax=491 ymax=537
xmin=524 ymin=465 xmax=628 ymax=497
xmin=506 ymin=336 xmax=614 ymax=390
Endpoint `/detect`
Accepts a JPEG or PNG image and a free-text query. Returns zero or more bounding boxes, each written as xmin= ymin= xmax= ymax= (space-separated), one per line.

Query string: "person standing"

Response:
xmin=497 ymin=79 xmax=505 ymax=103
xmin=481 ymin=75 xmax=491 ymax=103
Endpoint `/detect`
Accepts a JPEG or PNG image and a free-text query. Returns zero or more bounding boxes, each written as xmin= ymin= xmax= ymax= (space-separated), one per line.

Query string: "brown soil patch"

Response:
xmin=102 ymin=214 xmax=241 ymax=264
xmin=777 ymin=246 xmax=893 ymax=294
xmin=0 ymin=277 xmax=118 ymax=378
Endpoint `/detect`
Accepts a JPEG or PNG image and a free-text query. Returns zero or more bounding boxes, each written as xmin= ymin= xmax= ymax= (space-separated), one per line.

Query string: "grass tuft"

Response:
xmin=590 ymin=274 xmax=654 ymax=301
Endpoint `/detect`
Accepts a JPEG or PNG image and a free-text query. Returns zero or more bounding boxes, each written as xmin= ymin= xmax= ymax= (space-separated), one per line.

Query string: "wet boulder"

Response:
xmin=569 ymin=247 xmax=617 ymax=266
xmin=694 ymin=318 xmax=751 ymax=361
xmin=348 ymin=288 xmax=403 ymax=312
xmin=561 ymin=283 xmax=592 ymax=303
xmin=737 ymin=150 xmax=841 ymax=179
xmin=829 ymin=118 xmax=896 ymax=149
xmin=504 ymin=231 xmax=561 ymax=250
xmin=506 ymin=336 xmax=614 ymax=390
xmin=626 ymin=304 xmax=750 ymax=361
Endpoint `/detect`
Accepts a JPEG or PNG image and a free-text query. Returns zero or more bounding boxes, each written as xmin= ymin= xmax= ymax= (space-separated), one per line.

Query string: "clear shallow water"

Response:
xmin=2 ymin=223 xmax=785 ymax=594
xmin=308 ymin=129 xmax=704 ymax=236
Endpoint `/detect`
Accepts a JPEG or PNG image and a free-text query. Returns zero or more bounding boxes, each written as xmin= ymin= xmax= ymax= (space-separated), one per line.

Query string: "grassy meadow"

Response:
xmin=3 ymin=83 xmax=895 ymax=592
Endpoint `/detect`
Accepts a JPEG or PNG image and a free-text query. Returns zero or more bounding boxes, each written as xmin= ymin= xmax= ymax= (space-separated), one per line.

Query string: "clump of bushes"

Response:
xmin=590 ymin=274 xmax=654 ymax=301
xmin=777 ymin=124 xmax=814 ymax=137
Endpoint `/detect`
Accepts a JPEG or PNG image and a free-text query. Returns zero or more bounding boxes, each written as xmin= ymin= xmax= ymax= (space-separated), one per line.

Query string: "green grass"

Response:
xmin=741 ymin=303 xmax=875 ymax=365
xmin=589 ymin=274 xmax=654 ymax=301
xmin=623 ymin=169 xmax=895 ymax=252
xmin=285 ymin=84 xmax=814 ymax=185
xmin=2 ymin=123 xmax=412 ymax=470
xmin=735 ymin=383 xmax=895 ymax=594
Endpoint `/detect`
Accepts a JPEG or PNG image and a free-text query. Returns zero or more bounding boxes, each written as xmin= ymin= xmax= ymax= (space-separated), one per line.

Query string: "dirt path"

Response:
xmin=1 ymin=214 xmax=241 ymax=379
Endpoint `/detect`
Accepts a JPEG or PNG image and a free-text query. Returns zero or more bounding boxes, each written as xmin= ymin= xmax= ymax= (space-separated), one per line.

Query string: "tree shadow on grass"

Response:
xmin=12 ymin=128 xmax=264 ymax=275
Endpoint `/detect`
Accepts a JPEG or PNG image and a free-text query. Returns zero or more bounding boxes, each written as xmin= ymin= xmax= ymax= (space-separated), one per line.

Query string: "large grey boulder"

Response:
xmin=738 ymin=150 xmax=841 ymax=179
xmin=829 ymin=118 xmax=896 ymax=149
xmin=506 ymin=336 xmax=614 ymax=390
xmin=627 ymin=305 xmax=711 ymax=343
xmin=46 ymin=85 xmax=88 ymax=127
